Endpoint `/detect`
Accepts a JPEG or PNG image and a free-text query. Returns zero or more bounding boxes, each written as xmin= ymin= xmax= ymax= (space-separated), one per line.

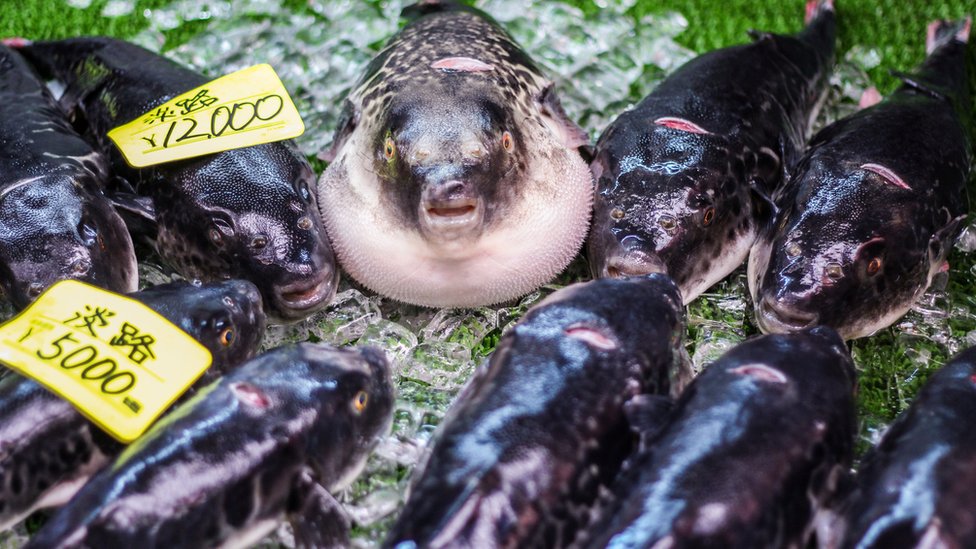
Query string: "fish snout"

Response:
xmin=601 ymin=237 xmax=667 ymax=279
xmin=755 ymin=294 xmax=819 ymax=334
xmin=419 ymin=179 xmax=483 ymax=237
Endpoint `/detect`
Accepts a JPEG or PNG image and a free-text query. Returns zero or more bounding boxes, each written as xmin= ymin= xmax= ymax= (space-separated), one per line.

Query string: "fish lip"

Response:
xmin=756 ymin=295 xmax=819 ymax=332
xmin=272 ymin=270 xmax=337 ymax=320
xmin=420 ymin=197 xmax=483 ymax=234
xmin=602 ymin=248 xmax=667 ymax=278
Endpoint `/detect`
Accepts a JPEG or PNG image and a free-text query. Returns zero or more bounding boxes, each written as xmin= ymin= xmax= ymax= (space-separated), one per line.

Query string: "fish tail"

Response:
xmin=897 ymin=17 xmax=972 ymax=115
xmin=927 ymin=17 xmax=970 ymax=54
xmin=804 ymin=0 xmax=834 ymax=25
xmin=798 ymin=0 xmax=836 ymax=62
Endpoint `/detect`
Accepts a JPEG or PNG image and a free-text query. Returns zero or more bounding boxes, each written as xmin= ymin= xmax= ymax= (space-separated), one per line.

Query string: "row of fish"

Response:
xmin=587 ymin=0 xmax=973 ymax=340
xmin=0 ymin=37 xmax=337 ymax=322
xmin=386 ymin=274 xmax=976 ymax=549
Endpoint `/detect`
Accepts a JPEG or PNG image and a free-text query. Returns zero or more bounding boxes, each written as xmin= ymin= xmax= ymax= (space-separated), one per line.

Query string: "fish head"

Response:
xmin=371 ymin=87 xmax=525 ymax=243
xmin=297 ymin=344 xmax=394 ymax=491
xmin=134 ymin=280 xmax=266 ymax=379
xmin=0 ymin=178 xmax=137 ymax=308
xmin=166 ymin=146 xmax=339 ymax=322
xmin=751 ymin=165 xmax=931 ymax=339
xmin=589 ymin=124 xmax=762 ymax=302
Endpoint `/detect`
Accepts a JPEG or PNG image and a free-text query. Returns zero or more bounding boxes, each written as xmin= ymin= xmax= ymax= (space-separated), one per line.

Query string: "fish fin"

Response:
xmin=747 ymin=29 xmax=775 ymax=42
xmin=929 ymin=214 xmax=966 ymax=264
xmin=858 ymin=87 xmax=883 ymax=109
xmin=108 ymin=191 xmax=158 ymax=235
xmin=889 ymin=69 xmax=950 ymax=101
xmin=318 ymin=99 xmax=359 ymax=163
xmin=749 ymin=177 xmax=779 ymax=227
xmin=537 ymin=83 xmax=590 ymax=151
xmin=624 ymin=394 xmax=673 ymax=448
xmin=289 ymin=469 xmax=351 ymax=549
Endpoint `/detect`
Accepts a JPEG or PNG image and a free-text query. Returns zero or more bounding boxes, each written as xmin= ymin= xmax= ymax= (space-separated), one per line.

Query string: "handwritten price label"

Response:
xmin=0 ymin=280 xmax=212 ymax=442
xmin=108 ymin=64 xmax=305 ymax=168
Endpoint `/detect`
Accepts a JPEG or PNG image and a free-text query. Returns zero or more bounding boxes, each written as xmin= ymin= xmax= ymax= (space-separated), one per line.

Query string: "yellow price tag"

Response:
xmin=107 ymin=64 xmax=305 ymax=168
xmin=0 ymin=280 xmax=212 ymax=443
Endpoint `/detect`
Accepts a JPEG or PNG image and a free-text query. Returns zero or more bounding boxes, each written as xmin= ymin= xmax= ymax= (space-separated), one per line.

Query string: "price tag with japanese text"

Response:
xmin=107 ymin=64 xmax=305 ymax=168
xmin=0 ymin=280 xmax=212 ymax=443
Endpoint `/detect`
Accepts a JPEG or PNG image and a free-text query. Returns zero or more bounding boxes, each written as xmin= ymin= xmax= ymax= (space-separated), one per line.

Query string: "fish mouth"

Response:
xmin=756 ymin=295 xmax=819 ymax=333
xmin=602 ymin=248 xmax=667 ymax=279
xmin=272 ymin=271 xmax=338 ymax=320
xmin=420 ymin=197 xmax=482 ymax=235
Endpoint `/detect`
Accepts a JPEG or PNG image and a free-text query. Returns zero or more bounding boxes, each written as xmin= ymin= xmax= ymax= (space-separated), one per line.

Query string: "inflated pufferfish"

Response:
xmin=318 ymin=0 xmax=593 ymax=307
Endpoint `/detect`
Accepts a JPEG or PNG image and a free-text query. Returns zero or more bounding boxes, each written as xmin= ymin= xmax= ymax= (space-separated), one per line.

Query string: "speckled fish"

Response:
xmin=833 ymin=346 xmax=976 ymax=548
xmin=318 ymin=0 xmax=593 ymax=308
xmin=26 ymin=343 xmax=393 ymax=549
xmin=748 ymin=19 xmax=972 ymax=339
xmin=0 ymin=43 xmax=137 ymax=308
xmin=587 ymin=0 xmax=835 ymax=304
xmin=575 ymin=327 xmax=857 ymax=549
xmin=385 ymin=274 xmax=689 ymax=548
xmin=0 ymin=280 xmax=265 ymax=531
xmin=16 ymin=37 xmax=338 ymax=322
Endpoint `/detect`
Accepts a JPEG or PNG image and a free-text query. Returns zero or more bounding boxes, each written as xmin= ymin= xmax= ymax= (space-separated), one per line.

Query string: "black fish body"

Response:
xmin=0 ymin=43 xmax=137 ymax=308
xmin=17 ymin=37 xmax=338 ymax=322
xmin=587 ymin=1 xmax=835 ymax=304
xmin=0 ymin=280 xmax=266 ymax=531
xmin=26 ymin=343 xmax=394 ymax=549
xmin=749 ymin=19 xmax=972 ymax=339
xmin=575 ymin=328 xmax=857 ymax=549
xmin=835 ymin=347 xmax=976 ymax=548
xmin=319 ymin=0 xmax=593 ymax=308
xmin=385 ymin=274 xmax=689 ymax=548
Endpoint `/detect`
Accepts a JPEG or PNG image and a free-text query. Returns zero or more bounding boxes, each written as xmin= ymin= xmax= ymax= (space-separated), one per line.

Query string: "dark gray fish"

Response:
xmin=26 ymin=342 xmax=394 ymax=549
xmin=0 ymin=280 xmax=266 ymax=531
xmin=0 ymin=43 xmax=137 ymax=308
xmin=385 ymin=273 xmax=689 ymax=548
xmin=748 ymin=19 xmax=972 ymax=339
xmin=834 ymin=347 xmax=976 ymax=548
xmin=16 ymin=37 xmax=338 ymax=322
xmin=587 ymin=0 xmax=835 ymax=304
xmin=575 ymin=328 xmax=857 ymax=549
xmin=319 ymin=0 xmax=593 ymax=308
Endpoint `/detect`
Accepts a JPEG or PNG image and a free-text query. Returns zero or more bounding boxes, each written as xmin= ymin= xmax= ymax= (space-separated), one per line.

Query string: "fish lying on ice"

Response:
xmin=16 ymin=37 xmax=338 ymax=322
xmin=575 ymin=328 xmax=857 ymax=549
xmin=318 ymin=0 xmax=593 ymax=308
xmin=0 ymin=280 xmax=266 ymax=531
xmin=833 ymin=344 xmax=976 ymax=548
xmin=587 ymin=0 xmax=836 ymax=304
xmin=25 ymin=342 xmax=393 ymax=549
xmin=748 ymin=18 xmax=972 ymax=339
xmin=0 ymin=43 xmax=137 ymax=308
xmin=385 ymin=274 xmax=689 ymax=548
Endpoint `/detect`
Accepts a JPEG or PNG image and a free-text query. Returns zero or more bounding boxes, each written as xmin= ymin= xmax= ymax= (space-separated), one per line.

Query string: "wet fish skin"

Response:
xmin=576 ymin=327 xmax=857 ymax=549
xmin=749 ymin=18 xmax=972 ymax=340
xmin=384 ymin=274 xmax=689 ymax=548
xmin=0 ymin=44 xmax=137 ymax=308
xmin=26 ymin=343 xmax=394 ymax=549
xmin=0 ymin=280 xmax=266 ymax=532
xmin=17 ymin=37 xmax=338 ymax=322
xmin=319 ymin=0 xmax=593 ymax=308
xmin=835 ymin=346 xmax=976 ymax=548
xmin=587 ymin=0 xmax=835 ymax=304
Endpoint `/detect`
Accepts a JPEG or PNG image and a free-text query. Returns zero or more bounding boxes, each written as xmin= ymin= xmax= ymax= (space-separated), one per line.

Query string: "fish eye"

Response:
xmin=825 ymin=262 xmax=844 ymax=280
xmin=219 ymin=327 xmax=235 ymax=347
xmin=27 ymin=283 xmax=44 ymax=297
xmin=296 ymin=180 xmax=311 ymax=202
xmin=867 ymin=257 xmax=883 ymax=276
xmin=502 ymin=131 xmax=513 ymax=152
xmin=702 ymin=207 xmax=715 ymax=226
xmin=659 ymin=215 xmax=677 ymax=231
xmin=250 ymin=235 xmax=268 ymax=249
xmin=208 ymin=228 xmax=222 ymax=244
xmin=352 ymin=390 xmax=369 ymax=414
xmin=384 ymin=137 xmax=396 ymax=161
xmin=610 ymin=208 xmax=625 ymax=220
xmin=297 ymin=216 xmax=312 ymax=230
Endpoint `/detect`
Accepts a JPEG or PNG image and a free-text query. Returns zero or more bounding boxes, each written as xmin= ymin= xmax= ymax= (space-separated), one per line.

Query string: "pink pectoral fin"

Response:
xmin=653 ymin=117 xmax=711 ymax=135
xmin=430 ymin=57 xmax=495 ymax=72
xmin=860 ymin=163 xmax=911 ymax=190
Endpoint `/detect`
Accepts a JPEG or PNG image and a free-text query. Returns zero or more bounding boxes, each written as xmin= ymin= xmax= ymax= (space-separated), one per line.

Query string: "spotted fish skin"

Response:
xmin=384 ymin=274 xmax=689 ymax=548
xmin=587 ymin=1 xmax=835 ymax=304
xmin=575 ymin=328 xmax=857 ymax=549
xmin=17 ymin=37 xmax=338 ymax=322
xmin=0 ymin=280 xmax=265 ymax=532
xmin=26 ymin=343 xmax=394 ymax=549
xmin=319 ymin=0 xmax=593 ymax=308
xmin=0 ymin=44 xmax=137 ymax=308
xmin=831 ymin=348 xmax=976 ymax=548
xmin=749 ymin=19 xmax=972 ymax=340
